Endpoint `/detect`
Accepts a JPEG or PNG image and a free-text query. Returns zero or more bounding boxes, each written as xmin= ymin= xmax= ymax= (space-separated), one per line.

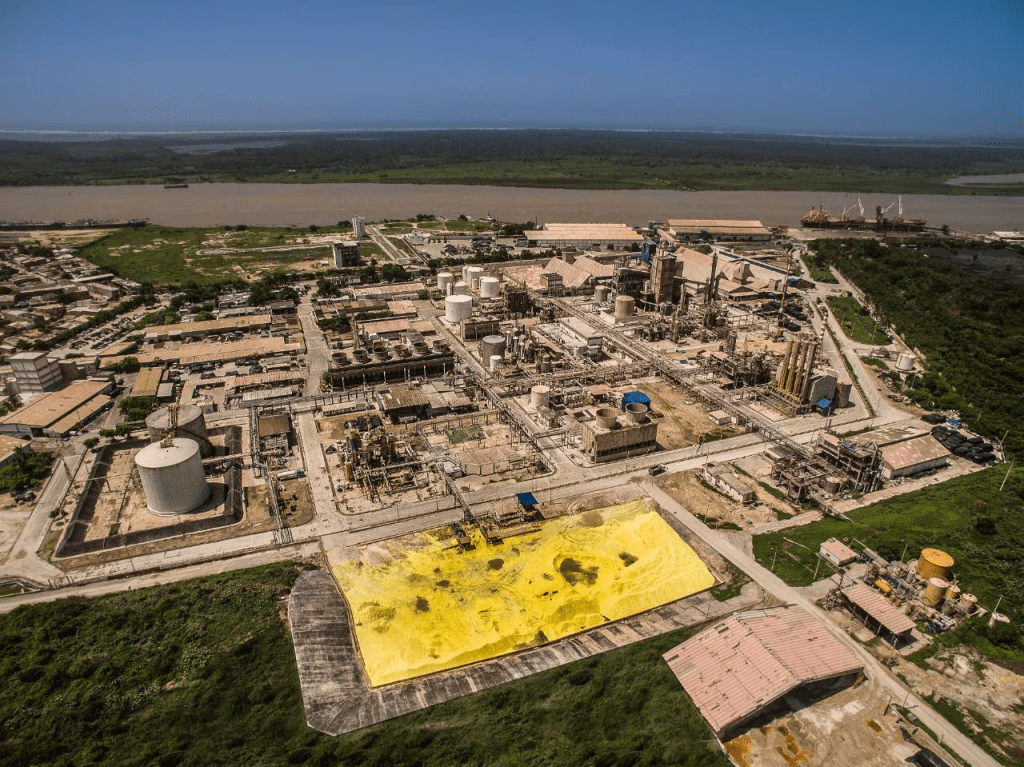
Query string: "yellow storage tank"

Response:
xmin=874 ymin=578 xmax=892 ymax=595
xmin=917 ymin=548 xmax=954 ymax=580
xmin=923 ymin=577 xmax=949 ymax=607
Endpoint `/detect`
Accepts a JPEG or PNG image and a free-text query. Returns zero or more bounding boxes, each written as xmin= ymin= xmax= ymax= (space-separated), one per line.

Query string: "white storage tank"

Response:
xmin=445 ymin=294 xmax=473 ymax=323
xmin=466 ymin=266 xmax=485 ymax=290
xmin=479 ymin=276 xmax=500 ymax=298
xmin=489 ymin=355 xmax=502 ymax=373
xmin=614 ymin=295 xmax=635 ymax=320
xmin=896 ymin=353 xmax=916 ymax=372
xmin=135 ymin=438 xmax=210 ymax=515
xmin=146 ymin=405 xmax=211 ymax=456
xmin=437 ymin=272 xmax=454 ymax=292
xmin=530 ymin=385 xmax=550 ymax=410
xmin=451 ymin=281 xmax=469 ymax=296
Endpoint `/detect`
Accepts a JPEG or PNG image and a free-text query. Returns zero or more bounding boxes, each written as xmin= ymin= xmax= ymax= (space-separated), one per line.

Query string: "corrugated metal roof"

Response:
xmin=881 ymin=436 xmax=949 ymax=471
xmin=844 ymin=583 xmax=916 ymax=635
xmin=820 ymin=537 xmax=857 ymax=563
xmin=662 ymin=606 xmax=862 ymax=736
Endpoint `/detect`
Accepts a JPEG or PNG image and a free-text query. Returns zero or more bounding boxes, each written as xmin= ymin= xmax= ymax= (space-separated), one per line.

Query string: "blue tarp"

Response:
xmin=621 ymin=391 xmax=651 ymax=409
xmin=816 ymin=398 xmax=832 ymax=409
xmin=516 ymin=492 xmax=538 ymax=506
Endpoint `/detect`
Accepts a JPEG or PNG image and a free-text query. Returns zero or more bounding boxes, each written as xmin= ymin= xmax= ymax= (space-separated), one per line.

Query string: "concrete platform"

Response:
xmin=289 ymin=569 xmax=763 ymax=735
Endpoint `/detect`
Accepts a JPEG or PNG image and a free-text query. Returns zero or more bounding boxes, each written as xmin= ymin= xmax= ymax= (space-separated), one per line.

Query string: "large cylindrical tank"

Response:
xmin=451 ymin=281 xmax=469 ymax=296
xmin=960 ymin=592 xmax=978 ymax=613
xmin=444 ymin=295 xmax=473 ymax=322
xmin=437 ymin=272 xmax=454 ymax=292
xmin=465 ymin=266 xmax=484 ymax=290
xmin=834 ymin=379 xmax=853 ymax=408
xmin=614 ymin=295 xmax=635 ymax=320
xmin=479 ymin=276 xmax=500 ymax=298
xmin=595 ymin=285 xmax=610 ymax=304
xmin=489 ymin=354 xmax=502 ymax=373
xmin=461 ymin=264 xmax=471 ymax=282
xmin=625 ymin=402 xmax=647 ymax=424
xmin=480 ymin=334 xmax=507 ymax=361
xmin=146 ymin=405 xmax=211 ymax=456
xmin=896 ymin=353 xmax=917 ymax=372
xmin=135 ymin=438 xmax=210 ymax=515
xmin=595 ymin=407 xmax=619 ymax=429
xmin=917 ymin=548 xmax=954 ymax=580
xmin=923 ymin=577 xmax=949 ymax=607
xmin=530 ymin=385 xmax=550 ymax=410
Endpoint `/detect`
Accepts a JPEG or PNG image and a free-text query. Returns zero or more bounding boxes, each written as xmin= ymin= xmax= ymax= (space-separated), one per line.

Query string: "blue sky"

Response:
xmin=0 ymin=0 xmax=1020 ymax=136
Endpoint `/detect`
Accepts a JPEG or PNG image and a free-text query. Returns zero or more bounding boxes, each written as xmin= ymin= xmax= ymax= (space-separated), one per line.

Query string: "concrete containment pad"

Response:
xmin=290 ymin=569 xmax=763 ymax=735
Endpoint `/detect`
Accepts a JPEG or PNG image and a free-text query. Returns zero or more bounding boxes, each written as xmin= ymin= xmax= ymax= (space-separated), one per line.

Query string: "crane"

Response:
xmin=879 ymin=200 xmax=898 ymax=218
xmin=840 ymin=201 xmax=859 ymax=220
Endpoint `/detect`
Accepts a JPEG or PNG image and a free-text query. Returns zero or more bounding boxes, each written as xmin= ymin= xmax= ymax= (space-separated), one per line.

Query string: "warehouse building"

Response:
xmin=879 ymin=436 xmax=949 ymax=479
xmin=663 ymin=606 xmax=863 ymax=739
xmin=524 ymin=223 xmax=643 ymax=250
xmin=665 ymin=219 xmax=772 ymax=242
xmin=0 ymin=378 xmax=115 ymax=437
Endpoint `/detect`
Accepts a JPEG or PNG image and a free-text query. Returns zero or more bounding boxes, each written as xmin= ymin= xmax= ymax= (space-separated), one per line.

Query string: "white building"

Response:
xmin=9 ymin=351 xmax=64 ymax=396
xmin=352 ymin=216 xmax=366 ymax=238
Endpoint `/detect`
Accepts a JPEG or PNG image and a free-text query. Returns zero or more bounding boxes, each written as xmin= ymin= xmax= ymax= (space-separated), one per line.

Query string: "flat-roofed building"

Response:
xmin=0 ymin=378 xmax=114 ymax=437
xmin=666 ymin=219 xmax=771 ymax=242
xmin=819 ymin=537 xmax=858 ymax=567
xmin=143 ymin=314 xmax=272 ymax=342
xmin=9 ymin=351 xmax=64 ymax=396
xmin=332 ymin=240 xmax=361 ymax=268
xmin=880 ymin=435 xmax=949 ymax=479
xmin=524 ymin=223 xmax=643 ymax=250
xmin=663 ymin=606 xmax=863 ymax=739
xmin=131 ymin=367 xmax=164 ymax=398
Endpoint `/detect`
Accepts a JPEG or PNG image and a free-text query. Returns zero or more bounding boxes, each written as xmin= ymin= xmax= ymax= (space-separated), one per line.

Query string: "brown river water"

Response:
xmin=0 ymin=184 xmax=1021 ymax=232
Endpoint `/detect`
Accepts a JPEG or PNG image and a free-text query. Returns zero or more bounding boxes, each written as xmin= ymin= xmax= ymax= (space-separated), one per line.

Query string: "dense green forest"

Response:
xmin=0 ymin=563 xmax=726 ymax=767
xmin=810 ymin=238 xmax=1024 ymax=455
xmin=2 ymin=131 xmax=1024 ymax=192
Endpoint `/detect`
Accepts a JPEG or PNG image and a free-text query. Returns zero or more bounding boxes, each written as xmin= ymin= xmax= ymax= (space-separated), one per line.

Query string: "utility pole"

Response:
xmin=989 ymin=594 xmax=1004 ymax=628
xmin=771 ymin=546 xmax=778 ymax=572
xmin=999 ymin=461 xmax=1014 ymax=492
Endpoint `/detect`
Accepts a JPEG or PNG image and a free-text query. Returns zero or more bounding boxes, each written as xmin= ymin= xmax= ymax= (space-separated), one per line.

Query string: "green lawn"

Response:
xmin=0 ymin=563 xmax=728 ymax=767
xmin=752 ymin=467 xmax=1024 ymax=621
xmin=827 ymin=295 xmax=891 ymax=345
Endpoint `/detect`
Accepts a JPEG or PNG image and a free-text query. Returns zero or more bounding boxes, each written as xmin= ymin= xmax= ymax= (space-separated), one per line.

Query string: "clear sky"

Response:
xmin=0 ymin=0 xmax=1020 ymax=136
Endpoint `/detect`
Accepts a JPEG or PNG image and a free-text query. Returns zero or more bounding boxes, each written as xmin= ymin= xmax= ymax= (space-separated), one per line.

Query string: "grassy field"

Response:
xmin=826 ymin=295 xmax=891 ymax=345
xmin=0 ymin=563 xmax=728 ymax=767
xmin=752 ymin=467 xmax=1024 ymax=620
xmin=76 ymin=225 xmax=346 ymax=286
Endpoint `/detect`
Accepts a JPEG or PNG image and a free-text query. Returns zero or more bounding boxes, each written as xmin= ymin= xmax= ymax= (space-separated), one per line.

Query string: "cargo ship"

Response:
xmin=0 ymin=218 xmax=149 ymax=232
xmin=801 ymin=199 xmax=926 ymax=232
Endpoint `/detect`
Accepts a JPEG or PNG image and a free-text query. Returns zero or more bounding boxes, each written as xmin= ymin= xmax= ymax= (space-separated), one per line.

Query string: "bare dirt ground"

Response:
xmin=626 ymin=377 xmax=742 ymax=449
xmin=654 ymin=467 xmax=795 ymax=531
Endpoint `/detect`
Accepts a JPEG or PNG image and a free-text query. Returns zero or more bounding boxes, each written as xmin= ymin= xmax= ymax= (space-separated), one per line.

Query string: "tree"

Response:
xmin=83 ymin=437 xmax=99 ymax=451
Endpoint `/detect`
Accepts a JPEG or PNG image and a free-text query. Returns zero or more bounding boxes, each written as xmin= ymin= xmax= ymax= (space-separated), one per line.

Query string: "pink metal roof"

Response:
xmin=845 ymin=583 xmax=916 ymax=636
xmin=820 ymin=537 xmax=858 ymax=564
xmin=662 ymin=606 xmax=862 ymax=736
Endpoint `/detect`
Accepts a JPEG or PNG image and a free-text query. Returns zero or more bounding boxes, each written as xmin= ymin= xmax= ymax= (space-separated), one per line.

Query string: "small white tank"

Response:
xmin=466 ymin=266 xmax=484 ymax=290
xmin=135 ymin=438 xmax=210 ymax=515
xmin=530 ymin=385 xmax=550 ymax=410
xmin=444 ymin=294 xmax=473 ymax=322
xmin=489 ymin=355 xmax=502 ymax=373
xmin=479 ymin=276 xmax=500 ymax=298
xmin=896 ymin=353 xmax=916 ymax=372
xmin=451 ymin=281 xmax=469 ymax=296
xmin=437 ymin=272 xmax=454 ymax=292
xmin=146 ymin=405 xmax=210 ymax=456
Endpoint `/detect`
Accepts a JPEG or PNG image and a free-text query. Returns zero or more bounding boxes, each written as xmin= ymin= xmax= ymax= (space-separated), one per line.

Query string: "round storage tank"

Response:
xmin=135 ymin=438 xmax=210 ymax=515
xmin=594 ymin=285 xmax=610 ymax=304
xmin=530 ymin=385 xmax=550 ymax=410
xmin=146 ymin=405 xmax=211 ymax=456
xmin=823 ymin=475 xmax=843 ymax=494
xmin=465 ymin=266 xmax=484 ymax=290
xmin=923 ymin=577 xmax=949 ymax=607
xmin=480 ymin=334 xmax=507 ymax=361
xmin=444 ymin=295 xmax=473 ymax=323
xmin=614 ymin=295 xmax=635 ymax=320
xmin=917 ymin=548 xmax=954 ymax=580
xmin=896 ymin=353 xmax=917 ymax=372
xmin=479 ymin=276 xmax=500 ymax=298
xmin=451 ymin=281 xmax=469 ymax=296
xmin=538 ymin=354 xmax=553 ymax=373
xmin=437 ymin=272 xmax=454 ymax=292
xmin=489 ymin=354 xmax=502 ymax=373
xmin=960 ymin=592 xmax=978 ymax=613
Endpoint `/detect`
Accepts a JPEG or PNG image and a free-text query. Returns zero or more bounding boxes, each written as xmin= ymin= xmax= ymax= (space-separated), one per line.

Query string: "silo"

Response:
xmin=896 ymin=353 xmax=917 ymax=372
xmin=465 ymin=266 xmax=484 ymax=290
xmin=437 ymin=272 xmax=454 ymax=292
xmin=480 ymin=334 xmax=507 ymax=361
xmin=834 ymin=378 xmax=853 ymax=408
xmin=923 ymin=577 xmax=949 ymax=607
xmin=489 ymin=355 xmax=502 ymax=373
xmin=135 ymin=438 xmax=210 ymax=515
xmin=595 ymin=408 xmax=619 ymax=429
xmin=146 ymin=405 xmax=211 ymax=457
xmin=538 ymin=354 xmax=553 ymax=373
xmin=916 ymin=548 xmax=954 ymax=580
xmin=479 ymin=276 xmax=500 ymax=298
xmin=530 ymin=385 xmax=550 ymax=410
xmin=461 ymin=265 xmax=471 ymax=282
xmin=451 ymin=281 xmax=469 ymax=295
xmin=614 ymin=295 xmax=635 ymax=320
xmin=444 ymin=295 xmax=473 ymax=323
xmin=594 ymin=285 xmax=610 ymax=304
